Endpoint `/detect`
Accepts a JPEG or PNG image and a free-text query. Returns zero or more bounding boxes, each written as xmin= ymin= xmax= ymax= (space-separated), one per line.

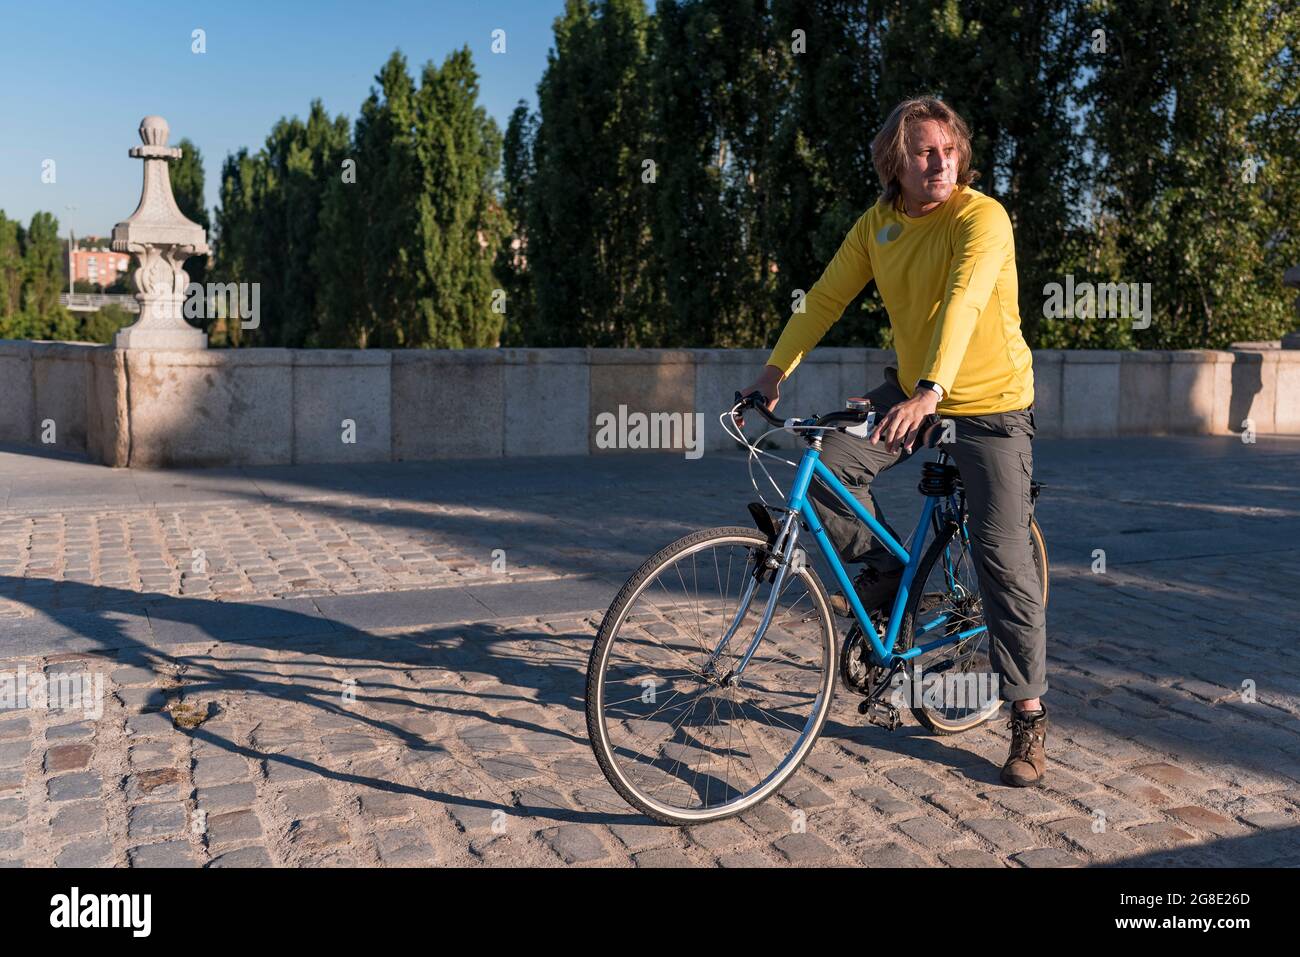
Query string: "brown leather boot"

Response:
xmin=1001 ymin=704 xmax=1048 ymax=787
xmin=828 ymin=564 xmax=904 ymax=618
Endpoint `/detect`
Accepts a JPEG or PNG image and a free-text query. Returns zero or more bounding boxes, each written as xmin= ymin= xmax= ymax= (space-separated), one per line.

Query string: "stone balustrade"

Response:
xmin=0 ymin=342 xmax=1294 ymax=468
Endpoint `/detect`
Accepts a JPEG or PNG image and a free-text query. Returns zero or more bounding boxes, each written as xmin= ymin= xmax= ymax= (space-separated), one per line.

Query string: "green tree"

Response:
xmin=172 ymin=138 xmax=211 ymax=289
xmin=316 ymin=51 xmax=422 ymax=347
xmin=767 ymin=0 xmax=890 ymax=348
xmin=496 ymin=102 xmax=537 ymax=346
xmin=1080 ymin=0 xmax=1300 ymax=348
xmin=0 ymin=211 xmax=23 ymax=323
xmin=409 ymin=48 xmax=508 ymax=347
xmin=211 ymin=147 xmax=265 ymax=345
xmin=510 ymin=0 xmax=1094 ymax=351
xmin=316 ymin=49 xmax=506 ymax=348
xmin=78 ymin=303 xmax=135 ymax=344
xmin=268 ymin=104 xmax=351 ymax=347
xmin=643 ymin=0 xmax=727 ymax=348
xmin=646 ymin=0 xmax=784 ymax=349
xmin=214 ymin=102 xmax=350 ymax=347
xmin=19 ymin=212 xmax=76 ymax=340
xmin=524 ymin=0 xmax=656 ymax=346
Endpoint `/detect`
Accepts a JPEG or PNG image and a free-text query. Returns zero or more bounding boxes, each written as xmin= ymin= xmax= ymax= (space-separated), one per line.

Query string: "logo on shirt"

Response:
xmin=876 ymin=223 xmax=903 ymax=244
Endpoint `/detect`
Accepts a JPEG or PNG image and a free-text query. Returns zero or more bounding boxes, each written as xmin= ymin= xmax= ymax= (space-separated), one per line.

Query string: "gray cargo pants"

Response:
xmin=808 ymin=374 xmax=1048 ymax=701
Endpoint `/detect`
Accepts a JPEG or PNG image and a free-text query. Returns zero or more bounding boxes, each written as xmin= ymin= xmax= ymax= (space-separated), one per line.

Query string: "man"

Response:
xmin=738 ymin=96 xmax=1048 ymax=787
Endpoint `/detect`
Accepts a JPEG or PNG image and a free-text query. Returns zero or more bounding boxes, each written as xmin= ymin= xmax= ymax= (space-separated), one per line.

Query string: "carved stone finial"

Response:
xmin=139 ymin=115 xmax=170 ymax=147
xmin=110 ymin=115 xmax=208 ymax=350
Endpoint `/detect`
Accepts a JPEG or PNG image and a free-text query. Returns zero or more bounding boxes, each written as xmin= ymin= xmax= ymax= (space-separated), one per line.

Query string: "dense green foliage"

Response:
xmin=172 ymin=138 xmax=211 ymax=290
xmin=212 ymin=101 xmax=351 ymax=346
xmin=76 ymin=303 xmax=135 ymax=344
xmin=213 ymin=49 xmax=505 ymax=348
xmin=503 ymin=0 xmax=1298 ymax=350
xmin=0 ymin=210 xmax=76 ymax=340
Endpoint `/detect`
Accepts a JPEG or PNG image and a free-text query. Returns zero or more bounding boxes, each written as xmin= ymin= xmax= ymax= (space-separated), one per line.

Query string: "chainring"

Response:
xmin=838 ymin=623 xmax=891 ymax=696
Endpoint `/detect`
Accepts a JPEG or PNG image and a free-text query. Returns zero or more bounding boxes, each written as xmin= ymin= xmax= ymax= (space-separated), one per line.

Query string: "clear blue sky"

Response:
xmin=0 ymin=0 xmax=574 ymax=237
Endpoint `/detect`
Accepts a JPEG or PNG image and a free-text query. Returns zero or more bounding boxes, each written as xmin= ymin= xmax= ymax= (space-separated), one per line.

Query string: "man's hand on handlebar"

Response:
xmin=870 ymin=389 xmax=940 ymax=454
xmin=734 ymin=365 xmax=784 ymax=428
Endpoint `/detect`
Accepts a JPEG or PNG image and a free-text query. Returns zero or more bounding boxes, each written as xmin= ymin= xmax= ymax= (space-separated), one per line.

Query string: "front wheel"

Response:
xmin=585 ymin=526 xmax=837 ymax=825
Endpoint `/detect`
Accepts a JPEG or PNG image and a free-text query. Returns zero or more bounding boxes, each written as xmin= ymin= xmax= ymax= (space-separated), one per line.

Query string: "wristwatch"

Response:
xmin=916 ymin=379 xmax=945 ymax=400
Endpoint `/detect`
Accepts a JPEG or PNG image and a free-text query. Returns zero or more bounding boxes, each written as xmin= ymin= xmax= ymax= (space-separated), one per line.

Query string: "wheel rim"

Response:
xmin=1031 ymin=519 xmax=1049 ymax=606
xmin=592 ymin=534 xmax=835 ymax=821
xmin=903 ymin=531 xmax=1002 ymax=730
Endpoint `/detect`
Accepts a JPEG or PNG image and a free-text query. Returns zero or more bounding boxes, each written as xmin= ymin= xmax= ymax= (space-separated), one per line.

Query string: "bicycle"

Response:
xmin=585 ymin=390 xmax=1049 ymax=825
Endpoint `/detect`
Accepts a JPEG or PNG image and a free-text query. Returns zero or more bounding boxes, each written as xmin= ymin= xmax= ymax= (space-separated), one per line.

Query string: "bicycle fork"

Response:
xmin=703 ymin=509 xmax=802 ymax=687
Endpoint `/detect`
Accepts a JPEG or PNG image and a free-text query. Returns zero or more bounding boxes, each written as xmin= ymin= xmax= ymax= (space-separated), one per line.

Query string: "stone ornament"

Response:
xmin=111 ymin=116 xmax=209 ymax=349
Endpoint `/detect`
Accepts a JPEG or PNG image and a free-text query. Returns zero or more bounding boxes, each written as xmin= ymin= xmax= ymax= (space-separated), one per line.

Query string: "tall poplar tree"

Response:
xmin=315 ymin=49 xmax=505 ymax=348
xmin=0 ymin=212 xmax=22 ymax=325
xmin=20 ymin=212 xmax=76 ymax=340
xmin=410 ymin=48 xmax=507 ymax=348
xmin=526 ymin=0 xmax=656 ymax=346
xmin=172 ymin=138 xmax=211 ymax=288
xmin=497 ymin=102 xmax=538 ymax=346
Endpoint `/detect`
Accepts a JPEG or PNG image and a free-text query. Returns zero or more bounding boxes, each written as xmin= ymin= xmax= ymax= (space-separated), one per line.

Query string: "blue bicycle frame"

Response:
xmin=709 ymin=442 xmax=985 ymax=683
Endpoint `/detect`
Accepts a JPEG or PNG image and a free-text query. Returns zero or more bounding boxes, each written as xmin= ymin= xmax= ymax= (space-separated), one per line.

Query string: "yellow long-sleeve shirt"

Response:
xmin=766 ymin=186 xmax=1034 ymax=416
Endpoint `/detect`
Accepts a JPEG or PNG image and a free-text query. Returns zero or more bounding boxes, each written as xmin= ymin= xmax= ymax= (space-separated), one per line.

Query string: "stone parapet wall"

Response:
xmin=1 ymin=341 xmax=1293 ymax=467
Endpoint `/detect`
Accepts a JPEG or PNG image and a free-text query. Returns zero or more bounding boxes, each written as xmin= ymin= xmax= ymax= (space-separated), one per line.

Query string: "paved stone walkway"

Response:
xmin=0 ymin=435 xmax=1298 ymax=867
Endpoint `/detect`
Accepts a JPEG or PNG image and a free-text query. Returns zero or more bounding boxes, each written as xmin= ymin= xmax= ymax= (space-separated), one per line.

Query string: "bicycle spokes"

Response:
xmin=906 ymin=532 xmax=999 ymax=724
xmin=592 ymin=533 xmax=835 ymax=819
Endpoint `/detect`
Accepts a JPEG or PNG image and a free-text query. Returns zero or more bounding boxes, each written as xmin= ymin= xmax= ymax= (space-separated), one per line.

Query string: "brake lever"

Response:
xmin=733 ymin=390 xmax=773 ymax=429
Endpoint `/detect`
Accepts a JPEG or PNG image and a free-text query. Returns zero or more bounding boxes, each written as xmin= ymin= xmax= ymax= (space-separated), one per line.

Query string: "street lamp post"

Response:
xmin=64 ymin=204 xmax=78 ymax=296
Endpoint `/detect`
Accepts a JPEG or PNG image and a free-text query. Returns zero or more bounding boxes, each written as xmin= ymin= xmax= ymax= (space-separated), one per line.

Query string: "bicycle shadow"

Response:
xmin=1 ymin=576 xmax=644 ymax=838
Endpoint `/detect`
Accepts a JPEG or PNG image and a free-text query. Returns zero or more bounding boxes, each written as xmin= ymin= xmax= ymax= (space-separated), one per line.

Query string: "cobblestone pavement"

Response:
xmin=0 ymin=499 xmax=549 ymax=618
xmin=0 ymin=435 xmax=1298 ymax=867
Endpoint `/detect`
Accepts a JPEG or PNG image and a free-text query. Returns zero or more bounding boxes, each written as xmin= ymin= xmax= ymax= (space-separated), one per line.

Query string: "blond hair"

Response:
xmin=871 ymin=96 xmax=980 ymax=209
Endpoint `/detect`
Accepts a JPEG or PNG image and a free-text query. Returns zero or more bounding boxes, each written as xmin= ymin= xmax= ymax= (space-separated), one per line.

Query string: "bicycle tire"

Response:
xmin=585 ymin=526 xmax=837 ymax=825
xmin=897 ymin=521 xmax=1003 ymax=735
xmin=1030 ymin=516 xmax=1049 ymax=607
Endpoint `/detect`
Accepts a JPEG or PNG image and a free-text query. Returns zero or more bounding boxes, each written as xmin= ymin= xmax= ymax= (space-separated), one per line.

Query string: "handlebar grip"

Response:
xmin=919 ymin=412 xmax=946 ymax=448
xmin=734 ymin=390 xmax=783 ymax=426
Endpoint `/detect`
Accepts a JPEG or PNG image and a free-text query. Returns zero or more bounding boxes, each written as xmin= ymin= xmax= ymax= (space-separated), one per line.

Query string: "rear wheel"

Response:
xmin=898 ymin=513 xmax=1049 ymax=734
xmin=1030 ymin=516 xmax=1049 ymax=606
xmin=897 ymin=521 xmax=1000 ymax=734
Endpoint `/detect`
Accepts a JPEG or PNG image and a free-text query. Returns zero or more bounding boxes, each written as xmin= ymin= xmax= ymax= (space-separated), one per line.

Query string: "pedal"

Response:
xmin=858 ymin=698 xmax=901 ymax=731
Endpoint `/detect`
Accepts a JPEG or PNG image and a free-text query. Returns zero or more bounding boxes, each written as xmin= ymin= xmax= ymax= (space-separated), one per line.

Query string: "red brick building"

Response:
xmin=67 ymin=237 xmax=131 ymax=288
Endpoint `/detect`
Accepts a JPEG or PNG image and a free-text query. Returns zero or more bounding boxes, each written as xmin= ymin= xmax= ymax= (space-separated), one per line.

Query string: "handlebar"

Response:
xmin=733 ymin=390 xmax=787 ymax=427
xmin=732 ymin=390 xmax=944 ymax=445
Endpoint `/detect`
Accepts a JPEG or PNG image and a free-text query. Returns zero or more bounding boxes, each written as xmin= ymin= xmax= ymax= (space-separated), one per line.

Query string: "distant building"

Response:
xmin=67 ymin=235 xmax=131 ymax=288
